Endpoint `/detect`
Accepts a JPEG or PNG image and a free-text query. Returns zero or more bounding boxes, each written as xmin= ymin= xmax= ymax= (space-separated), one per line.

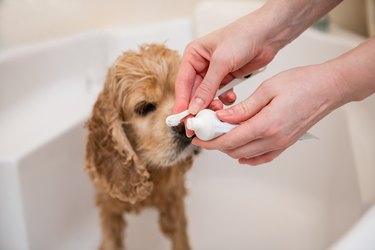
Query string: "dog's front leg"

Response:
xmin=158 ymin=192 xmax=190 ymax=250
xmin=98 ymin=206 xmax=126 ymax=250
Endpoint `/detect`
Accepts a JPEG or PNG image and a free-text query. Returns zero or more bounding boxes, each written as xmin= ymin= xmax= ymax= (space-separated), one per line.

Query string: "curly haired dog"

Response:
xmin=85 ymin=44 xmax=199 ymax=250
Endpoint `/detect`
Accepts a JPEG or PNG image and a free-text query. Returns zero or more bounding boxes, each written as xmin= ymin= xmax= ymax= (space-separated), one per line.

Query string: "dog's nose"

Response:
xmin=171 ymin=123 xmax=186 ymax=137
xmin=171 ymin=123 xmax=193 ymax=148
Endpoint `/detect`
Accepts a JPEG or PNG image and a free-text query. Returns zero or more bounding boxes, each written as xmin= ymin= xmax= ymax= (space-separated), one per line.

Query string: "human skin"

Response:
xmin=193 ymin=37 xmax=375 ymax=165
xmin=173 ymin=0 xmax=375 ymax=165
xmin=174 ymin=0 xmax=344 ymax=115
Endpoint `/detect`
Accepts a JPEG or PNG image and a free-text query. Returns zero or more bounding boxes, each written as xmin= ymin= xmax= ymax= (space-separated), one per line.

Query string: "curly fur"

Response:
xmin=85 ymin=44 xmax=198 ymax=250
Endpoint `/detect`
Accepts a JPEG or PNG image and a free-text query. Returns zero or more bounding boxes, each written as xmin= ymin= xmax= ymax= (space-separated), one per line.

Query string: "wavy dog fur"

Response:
xmin=85 ymin=44 xmax=198 ymax=250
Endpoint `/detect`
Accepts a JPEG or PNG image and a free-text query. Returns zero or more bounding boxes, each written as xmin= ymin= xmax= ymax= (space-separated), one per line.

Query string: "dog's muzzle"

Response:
xmin=171 ymin=123 xmax=192 ymax=149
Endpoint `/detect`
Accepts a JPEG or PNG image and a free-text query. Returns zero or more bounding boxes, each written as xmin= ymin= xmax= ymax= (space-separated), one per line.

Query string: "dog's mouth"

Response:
xmin=167 ymin=123 xmax=200 ymax=163
xmin=136 ymin=124 xmax=200 ymax=168
xmin=170 ymin=123 xmax=192 ymax=149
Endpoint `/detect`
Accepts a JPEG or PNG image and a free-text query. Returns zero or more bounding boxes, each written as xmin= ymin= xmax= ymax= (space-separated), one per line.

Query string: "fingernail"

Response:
xmin=189 ymin=98 xmax=204 ymax=114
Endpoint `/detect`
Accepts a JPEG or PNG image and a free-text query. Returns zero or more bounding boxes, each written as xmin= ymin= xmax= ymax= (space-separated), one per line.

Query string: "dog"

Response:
xmin=85 ymin=44 xmax=199 ymax=250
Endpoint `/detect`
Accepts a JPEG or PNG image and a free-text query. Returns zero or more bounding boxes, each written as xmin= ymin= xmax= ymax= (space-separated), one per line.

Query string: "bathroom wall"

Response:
xmin=330 ymin=0 xmax=368 ymax=37
xmin=0 ymin=0 xmax=370 ymax=50
xmin=365 ymin=0 xmax=375 ymax=35
xmin=0 ymin=0 xmax=197 ymax=49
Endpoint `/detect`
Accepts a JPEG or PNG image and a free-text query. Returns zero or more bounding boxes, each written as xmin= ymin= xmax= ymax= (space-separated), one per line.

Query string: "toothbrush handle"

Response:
xmin=216 ymin=78 xmax=245 ymax=97
xmin=215 ymin=67 xmax=266 ymax=97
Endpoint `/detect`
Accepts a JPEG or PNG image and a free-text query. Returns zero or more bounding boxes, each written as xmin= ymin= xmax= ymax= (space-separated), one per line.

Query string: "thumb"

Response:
xmin=217 ymin=88 xmax=273 ymax=124
xmin=188 ymin=55 xmax=228 ymax=114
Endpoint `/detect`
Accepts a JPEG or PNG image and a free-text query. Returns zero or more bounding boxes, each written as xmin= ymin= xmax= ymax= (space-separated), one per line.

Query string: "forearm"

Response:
xmin=253 ymin=0 xmax=342 ymax=51
xmin=329 ymin=36 xmax=375 ymax=105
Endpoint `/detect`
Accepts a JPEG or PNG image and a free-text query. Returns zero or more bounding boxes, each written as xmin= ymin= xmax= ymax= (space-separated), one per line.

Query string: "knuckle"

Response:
xmin=259 ymin=79 xmax=274 ymax=94
xmin=275 ymin=136 xmax=291 ymax=149
xmin=262 ymin=124 xmax=283 ymax=139
xmin=259 ymin=125 xmax=275 ymax=138
xmin=234 ymin=101 xmax=250 ymax=116
xmin=261 ymin=125 xmax=291 ymax=149
xmin=185 ymin=40 xmax=197 ymax=52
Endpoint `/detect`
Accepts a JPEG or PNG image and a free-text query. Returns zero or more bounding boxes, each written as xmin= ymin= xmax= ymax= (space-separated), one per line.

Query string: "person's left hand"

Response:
xmin=191 ymin=63 xmax=345 ymax=165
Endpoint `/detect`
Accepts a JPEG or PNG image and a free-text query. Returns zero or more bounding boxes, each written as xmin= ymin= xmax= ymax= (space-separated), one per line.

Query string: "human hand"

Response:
xmin=173 ymin=0 xmax=343 ymax=117
xmin=192 ymin=63 xmax=345 ymax=165
xmin=173 ymin=11 xmax=279 ymax=116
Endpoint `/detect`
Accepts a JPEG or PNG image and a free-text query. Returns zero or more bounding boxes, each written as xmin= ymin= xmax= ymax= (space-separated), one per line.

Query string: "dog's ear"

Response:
xmin=85 ymin=75 xmax=153 ymax=204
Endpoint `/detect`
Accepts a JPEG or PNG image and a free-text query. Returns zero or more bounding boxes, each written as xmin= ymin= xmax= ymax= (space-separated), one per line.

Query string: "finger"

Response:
xmin=238 ymin=149 xmax=284 ymax=166
xmin=191 ymin=115 xmax=264 ymax=150
xmin=216 ymin=82 xmax=274 ymax=124
xmin=218 ymin=89 xmax=236 ymax=105
xmin=182 ymin=114 xmax=195 ymax=138
xmin=188 ymin=53 xmax=229 ymax=114
xmin=224 ymin=137 xmax=279 ymax=160
xmin=173 ymin=60 xmax=196 ymax=113
xmin=208 ymin=99 xmax=224 ymax=111
xmin=174 ymin=42 xmax=210 ymax=113
xmin=191 ymin=73 xmax=204 ymax=100
xmin=186 ymin=127 xmax=195 ymax=138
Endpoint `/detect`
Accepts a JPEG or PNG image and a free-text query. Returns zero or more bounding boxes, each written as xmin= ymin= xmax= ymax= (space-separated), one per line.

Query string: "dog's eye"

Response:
xmin=135 ymin=102 xmax=157 ymax=116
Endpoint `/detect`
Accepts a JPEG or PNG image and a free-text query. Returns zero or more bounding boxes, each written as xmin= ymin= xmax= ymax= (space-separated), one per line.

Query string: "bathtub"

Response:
xmin=1 ymin=9 xmax=374 ymax=250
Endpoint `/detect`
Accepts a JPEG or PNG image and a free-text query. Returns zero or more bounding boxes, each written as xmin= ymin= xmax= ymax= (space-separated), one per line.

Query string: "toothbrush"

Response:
xmin=166 ymin=67 xmax=266 ymax=127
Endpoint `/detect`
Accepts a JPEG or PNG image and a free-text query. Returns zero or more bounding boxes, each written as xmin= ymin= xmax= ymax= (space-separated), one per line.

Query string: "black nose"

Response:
xmin=172 ymin=123 xmax=187 ymax=137
xmin=171 ymin=123 xmax=192 ymax=149
xmin=172 ymin=123 xmax=192 ymax=146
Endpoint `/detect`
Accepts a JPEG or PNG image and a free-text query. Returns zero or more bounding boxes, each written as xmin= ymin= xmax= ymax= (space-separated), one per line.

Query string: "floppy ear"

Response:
xmin=85 ymin=75 xmax=153 ymax=204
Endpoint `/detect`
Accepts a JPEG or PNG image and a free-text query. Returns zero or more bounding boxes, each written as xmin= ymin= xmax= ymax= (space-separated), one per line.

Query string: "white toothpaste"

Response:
xmin=186 ymin=109 xmax=236 ymax=141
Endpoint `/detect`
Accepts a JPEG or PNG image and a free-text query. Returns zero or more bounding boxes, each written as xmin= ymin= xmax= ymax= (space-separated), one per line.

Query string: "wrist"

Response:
xmin=326 ymin=37 xmax=375 ymax=105
xmin=319 ymin=60 xmax=352 ymax=109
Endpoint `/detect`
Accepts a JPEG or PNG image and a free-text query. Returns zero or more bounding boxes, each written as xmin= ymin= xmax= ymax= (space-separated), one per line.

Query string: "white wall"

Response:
xmin=0 ymin=0 xmax=196 ymax=49
xmin=0 ymin=0 xmax=371 ymax=50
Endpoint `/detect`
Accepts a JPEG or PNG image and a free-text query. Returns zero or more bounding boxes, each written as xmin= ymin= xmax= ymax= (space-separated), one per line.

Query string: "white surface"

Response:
xmin=0 ymin=13 xmax=373 ymax=250
xmin=0 ymin=19 xmax=192 ymax=160
xmin=0 ymin=19 xmax=193 ymax=250
xmin=194 ymin=0 xmax=265 ymax=37
xmin=332 ymin=205 xmax=375 ymax=250
xmin=0 ymin=0 xmax=196 ymax=49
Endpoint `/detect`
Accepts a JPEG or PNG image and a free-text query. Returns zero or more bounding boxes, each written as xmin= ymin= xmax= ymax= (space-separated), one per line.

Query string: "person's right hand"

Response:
xmin=173 ymin=0 xmax=344 ymax=117
xmin=173 ymin=10 xmax=279 ymax=116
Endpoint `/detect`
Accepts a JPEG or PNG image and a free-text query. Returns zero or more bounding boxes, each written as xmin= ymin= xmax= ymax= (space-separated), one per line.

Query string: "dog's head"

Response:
xmin=85 ymin=44 xmax=198 ymax=204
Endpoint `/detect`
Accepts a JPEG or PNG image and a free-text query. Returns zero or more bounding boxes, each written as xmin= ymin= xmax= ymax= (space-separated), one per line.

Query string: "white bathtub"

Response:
xmin=0 ymin=13 xmax=374 ymax=250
